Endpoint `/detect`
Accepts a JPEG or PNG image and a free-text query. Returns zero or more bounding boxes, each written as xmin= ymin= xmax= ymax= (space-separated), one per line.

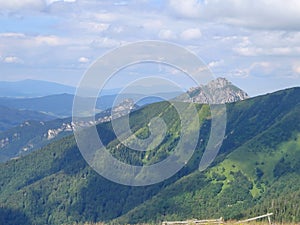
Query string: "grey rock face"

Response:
xmin=180 ymin=77 xmax=249 ymax=104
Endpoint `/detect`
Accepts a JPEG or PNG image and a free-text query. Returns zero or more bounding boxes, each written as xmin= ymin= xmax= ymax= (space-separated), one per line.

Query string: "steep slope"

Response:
xmin=0 ymin=106 xmax=56 ymax=132
xmin=0 ymin=88 xmax=299 ymax=224
xmin=117 ymin=88 xmax=300 ymax=224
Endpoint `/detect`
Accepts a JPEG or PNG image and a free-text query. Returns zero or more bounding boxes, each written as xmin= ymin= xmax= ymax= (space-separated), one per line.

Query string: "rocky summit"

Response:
xmin=181 ymin=77 xmax=249 ymax=104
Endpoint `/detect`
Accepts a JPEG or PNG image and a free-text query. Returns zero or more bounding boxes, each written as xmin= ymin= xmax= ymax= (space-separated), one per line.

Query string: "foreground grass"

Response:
xmin=73 ymin=223 xmax=297 ymax=225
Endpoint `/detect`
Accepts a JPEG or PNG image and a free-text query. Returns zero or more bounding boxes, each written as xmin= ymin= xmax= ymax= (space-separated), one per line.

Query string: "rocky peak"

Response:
xmin=206 ymin=77 xmax=232 ymax=89
xmin=181 ymin=77 xmax=249 ymax=104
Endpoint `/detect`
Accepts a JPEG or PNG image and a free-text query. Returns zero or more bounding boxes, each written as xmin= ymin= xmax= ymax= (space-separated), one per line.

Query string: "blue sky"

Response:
xmin=0 ymin=0 xmax=300 ymax=96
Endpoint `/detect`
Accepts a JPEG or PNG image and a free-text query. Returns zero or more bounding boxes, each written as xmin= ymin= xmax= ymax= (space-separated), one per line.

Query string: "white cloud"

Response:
xmin=34 ymin=35 xmax=66 ymax=46
xmin=0 ymin=0 xmax=75 ymax=11
xmin=158 ymin=29 xmax=176 ymax=40
xmin=293 ymin=63 xmax=300 ymax=74
xmin=78 ymin=57 xmax=89 ymax=63
xmin=0 ymin=33 xmax=26 ymax=38
xmin=3 ymin=56 xmax=23 ymax=64
xmin=168 ymin=0 xmax=300 ymax=30
xmin=168 ymin=0 xmax=202 ymax=18
xmin=46 ymin=0 xmax=76 ymax=5
xmin=229 ymin=68 xmax=250 ymax=78
xmin=233 ymin=32 xmax=300 ymax=57
xmin=229 ymin=61 xmax=278 ymax=78
xmin=77 ymin=22 xmax=110 ymax=33
xmin=90 ymin=37 xmax=123 ymax=48
xmin=0 ymin=0 xmax=45 ymax=11
xmin=249 ymin=62 xmax=274 ymax=76
xmin=92 ymin=13 xmax=118 ymax=22
xmin=208 ymin=60 xmax=224 ymax=69
xmin=180 ymin=28 xmax=201 ymax=40
xmin=0 ymin=0 xmax=299 ymax=94
xmin=142 ymin=20 xmax=163 ymax=31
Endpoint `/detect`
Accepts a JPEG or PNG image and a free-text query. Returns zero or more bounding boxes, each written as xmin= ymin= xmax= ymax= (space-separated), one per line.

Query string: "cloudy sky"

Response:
xmin=0 ymin=0 xmax=300 ymax=96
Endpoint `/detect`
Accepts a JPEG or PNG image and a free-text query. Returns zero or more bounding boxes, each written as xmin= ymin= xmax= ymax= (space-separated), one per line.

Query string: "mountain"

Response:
xmin=0 ymin=92 xmax=180 ymax=118
xmin=0 ymin=80 xmax=76 ymax=98
xmin=0 ymin=94 xmax=121 ymax=118
xmin=0 ymin=79 xmax=163 ymax=98
xmin=0 ymin=94 xmax=75 ymax=117
xmin=0 ymin=99 xmax=137 ymax=162
xmin=0 ymin=87 xmax=299 ymax=224
xmin=177 ymin=77 xmax=249 ymax=104
xmin=0 ymin=106 xmax=56 ymax=132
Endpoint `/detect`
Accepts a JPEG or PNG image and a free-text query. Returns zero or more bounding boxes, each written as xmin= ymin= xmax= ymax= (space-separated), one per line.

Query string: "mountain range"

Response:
xmin=0 ymin=99 xmax=137 ymax=162
xmin=0 ymin=80 xmax=75 ymax=98
xmin=0 ymin=78 xmax=247 ymax=162
xmin=0 ymin=86 xmax=299 ymax=224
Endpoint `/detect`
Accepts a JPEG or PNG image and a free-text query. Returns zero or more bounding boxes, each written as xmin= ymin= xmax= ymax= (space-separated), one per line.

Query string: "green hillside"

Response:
xmin=0 ymin=88 xmax=300 ymax=224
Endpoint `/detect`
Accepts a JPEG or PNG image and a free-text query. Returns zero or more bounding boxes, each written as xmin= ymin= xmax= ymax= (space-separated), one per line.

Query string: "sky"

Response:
xmin=0 ymin=0 xmax=300 ymax=96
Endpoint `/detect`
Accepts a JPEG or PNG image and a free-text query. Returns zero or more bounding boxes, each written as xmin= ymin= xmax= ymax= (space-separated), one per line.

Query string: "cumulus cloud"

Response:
xmin=3 ymin=56 xmax=23 ymax=64
xmin=90 ymin=37 xmax=123 ymax=48
xmin=293 ymin=63 xmax=300 ymax=74
xmin=249 ymin=62 xmax=274 ymax=76
xmin=0 ymin=0 xmax=45 ymax=11
xmin=0 ymin=0 xmax=75 ymax=11
xmin=78 ymin=57 xmax=89 ymax=63
xmin=168 ymin=0 xmax=300 ymax=30
xmin=180 ymin=28 xmax=201 ymax=40
xmin=158 ymin=29 xmax=176 ymax=40
xmin=0 ymin=33 xmax=26 ymax=38
xmin=233 ymin=32 xmax=300 ymax=57
xmin=46 ymin=0 xmax=76 ymax=5
xmin=34 ymin=35 xmax=66 ymax=46
xmin=168 ymin=0 xmax=202 ymax=18
xmin=1 ymin=0 xmax=299 ymax=92
xmin=208 ymin=60 xmax=224 ymax=69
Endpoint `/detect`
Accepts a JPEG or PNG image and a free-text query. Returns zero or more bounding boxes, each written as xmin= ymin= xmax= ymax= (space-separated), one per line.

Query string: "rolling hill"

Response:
xmin=0 ymin=87 xmax=299 ymax=224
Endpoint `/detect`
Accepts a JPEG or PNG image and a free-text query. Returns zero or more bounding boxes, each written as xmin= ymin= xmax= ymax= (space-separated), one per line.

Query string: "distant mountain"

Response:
xmin=0 ymin=99 xmax=137 ymax=162
xmin=177 ymin=77 xmax=249 ymax=104
xmin=0 ymin=79 xmax=183 ymax=99
xmin=0 ymin=80 xmax=76 ymax=97
xmin=0 ymin=87 xmax=299 ymax=224
xmin=0 ymin=94 xmax=76 ymax=117
xmin=0 ymin=106 xmax=56 ymax=132
xmin=0 ymin=92 xmax=181 ymax=118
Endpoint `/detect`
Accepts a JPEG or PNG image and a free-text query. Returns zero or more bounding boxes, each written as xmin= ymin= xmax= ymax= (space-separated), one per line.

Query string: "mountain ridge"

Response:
xmin=0 ymin=79 xmax=75 ymax=98
xmin=0 ymin=106 xmax=56 ymax=132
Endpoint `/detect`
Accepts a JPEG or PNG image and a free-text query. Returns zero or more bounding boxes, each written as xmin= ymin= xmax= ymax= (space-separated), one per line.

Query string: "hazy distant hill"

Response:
xmin=0 ymin=80 xmax=76 ymax=97
xmin=0 ymin=106 xmax=56 ymax=132
xmin=0 ymin=92 xmax=181 ymax=118
xmin=0 ymin=99 xmax=137 ymax=162
xmin=0 ymin=87 xmax=299 ymax=224
xmin=0 ymin=94 xmax=76 ymax=117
